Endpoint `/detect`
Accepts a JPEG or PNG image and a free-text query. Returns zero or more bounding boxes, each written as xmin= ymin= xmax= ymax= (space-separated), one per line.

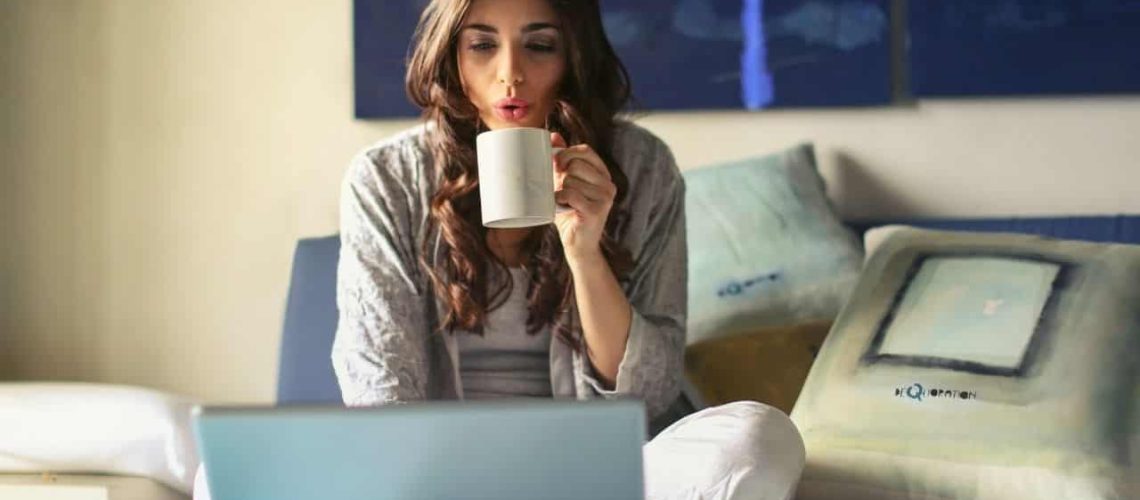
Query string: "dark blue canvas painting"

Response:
xmin=354 ymin=0 xmax=893 ymax=118
xmin=909 ymin=1 xmax=1140 ymax=97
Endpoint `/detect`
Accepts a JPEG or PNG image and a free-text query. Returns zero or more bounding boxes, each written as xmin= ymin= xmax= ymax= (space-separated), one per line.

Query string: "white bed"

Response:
xmin=0 ymin=473 xmax=188 ymax=500
xmin=0 ymin=383 xmax=200 ymax=499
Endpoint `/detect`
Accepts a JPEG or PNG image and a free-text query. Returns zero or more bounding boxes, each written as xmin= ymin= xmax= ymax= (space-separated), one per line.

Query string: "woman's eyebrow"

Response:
xmin=521 ymin=22 xmax=559 ymax=33
xmin=460 ymin=22 xmax=559 ymax=34
xmin=461 ymin=23 xmax=497 ymax=34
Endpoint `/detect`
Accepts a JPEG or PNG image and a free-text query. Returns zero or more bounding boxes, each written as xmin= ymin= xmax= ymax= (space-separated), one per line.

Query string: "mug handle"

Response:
xmin=552 ymin=147 xmax=572 ymax=214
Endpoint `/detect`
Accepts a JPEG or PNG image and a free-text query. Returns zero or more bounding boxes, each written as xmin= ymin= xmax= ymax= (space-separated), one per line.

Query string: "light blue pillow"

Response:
xmin=682 ymin=144 xmax=863 ymax=345
xmin=791 ymin=226 xmax=1140 ymax=500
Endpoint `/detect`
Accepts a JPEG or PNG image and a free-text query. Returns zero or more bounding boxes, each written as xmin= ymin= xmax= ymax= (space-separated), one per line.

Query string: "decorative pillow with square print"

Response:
xmin=791 ymin=227 xmax=1140 ymax=500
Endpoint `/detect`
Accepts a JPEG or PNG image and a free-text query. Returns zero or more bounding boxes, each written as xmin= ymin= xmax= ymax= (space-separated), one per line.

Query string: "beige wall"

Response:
xmin=3 ymin=0 xmax=1139 ymax=403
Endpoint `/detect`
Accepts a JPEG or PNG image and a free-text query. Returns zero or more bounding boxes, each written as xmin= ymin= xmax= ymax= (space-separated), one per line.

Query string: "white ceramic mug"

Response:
xmin=476 ymin=127 xmax=569 ymax=228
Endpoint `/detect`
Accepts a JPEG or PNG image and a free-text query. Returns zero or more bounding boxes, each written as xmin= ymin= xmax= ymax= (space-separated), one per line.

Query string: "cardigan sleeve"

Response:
xmin=577 ymin=135 xmax=688 ymax=420
xmin=331 ymin=147 xmax=433 ymax=406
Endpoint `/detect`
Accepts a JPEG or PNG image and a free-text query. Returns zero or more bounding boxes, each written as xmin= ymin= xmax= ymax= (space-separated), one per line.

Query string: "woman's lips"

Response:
xmin=494 ymin=98 xmax=531 ymax=122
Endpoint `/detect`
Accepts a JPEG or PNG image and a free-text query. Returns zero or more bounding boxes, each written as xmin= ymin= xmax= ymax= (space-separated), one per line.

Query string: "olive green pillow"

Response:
xmin=685 ymin=320 xmax=831 ymax=414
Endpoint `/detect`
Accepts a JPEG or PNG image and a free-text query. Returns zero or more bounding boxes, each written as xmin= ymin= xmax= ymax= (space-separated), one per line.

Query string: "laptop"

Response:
xmin=193 ymin=400 xmax=647 ymax=500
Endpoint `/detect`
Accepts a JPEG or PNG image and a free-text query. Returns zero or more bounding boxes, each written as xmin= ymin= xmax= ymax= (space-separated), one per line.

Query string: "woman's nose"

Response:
xmin=496 ymin=45 xmax=525 ymax=86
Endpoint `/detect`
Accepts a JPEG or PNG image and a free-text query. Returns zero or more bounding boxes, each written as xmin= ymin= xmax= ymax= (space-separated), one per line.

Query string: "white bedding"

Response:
xmin=0 ymin=383 xmax=200 ymax=495
xmin=0 ymin=473 xmax=189 ymax=500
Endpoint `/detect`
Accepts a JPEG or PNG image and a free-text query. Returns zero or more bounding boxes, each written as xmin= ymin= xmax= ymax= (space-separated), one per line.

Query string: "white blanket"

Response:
xmin=0 ymin=383 xmax=199 ymax=494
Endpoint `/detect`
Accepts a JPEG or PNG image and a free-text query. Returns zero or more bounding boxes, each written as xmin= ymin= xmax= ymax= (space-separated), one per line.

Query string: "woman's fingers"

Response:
xmin=554 ymin=144 xmax=611 ymax=181
xmin=550 ymin=132 xmax=568 ymax=149
xmin=560 ymin=161 xmax=610 ymax=189
xmin=561 ymin=175 xmax=613 ymax=203
xmin=555 ymin=186 xmax=593 ymax=213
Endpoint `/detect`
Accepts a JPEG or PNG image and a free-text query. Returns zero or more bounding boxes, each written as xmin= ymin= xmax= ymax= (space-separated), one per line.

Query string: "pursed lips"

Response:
xmin=494 ymin=97 xmax=531 ymax=122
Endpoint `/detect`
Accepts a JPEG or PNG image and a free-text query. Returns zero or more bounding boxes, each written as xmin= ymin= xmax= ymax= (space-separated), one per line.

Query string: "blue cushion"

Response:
xmin=683 ymin=144 xmax=863 ymax=345
xmin=276 ymin=235 xmax=342 ymax=405
xmin=846 ymin=215 xmax=1140 ymax=245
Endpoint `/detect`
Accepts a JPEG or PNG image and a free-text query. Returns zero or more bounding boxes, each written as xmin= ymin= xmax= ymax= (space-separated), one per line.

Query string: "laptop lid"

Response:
xmin=193 ymin=400 xmax=646 ymax=500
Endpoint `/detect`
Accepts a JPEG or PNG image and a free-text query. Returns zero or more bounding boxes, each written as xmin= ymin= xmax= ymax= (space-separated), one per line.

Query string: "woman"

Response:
xmin=335 ymin=0 xmax=687 ymax=424
xmin=194 ymin=0 xmax=803 ymax=498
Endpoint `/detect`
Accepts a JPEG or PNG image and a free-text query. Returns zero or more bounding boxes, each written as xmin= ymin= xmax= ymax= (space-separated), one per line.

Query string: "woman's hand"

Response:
xmin=551 ymin=132 xmax=616 ymax=265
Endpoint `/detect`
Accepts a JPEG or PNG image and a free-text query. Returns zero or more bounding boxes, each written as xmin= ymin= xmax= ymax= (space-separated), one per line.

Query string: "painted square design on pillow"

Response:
xmin=867 ymin=254 xmax=1071 ymax=376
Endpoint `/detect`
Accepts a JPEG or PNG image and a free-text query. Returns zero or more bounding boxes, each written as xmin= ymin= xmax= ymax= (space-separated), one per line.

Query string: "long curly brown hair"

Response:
xmin=404 ymin=0 xmax=634 ymax=348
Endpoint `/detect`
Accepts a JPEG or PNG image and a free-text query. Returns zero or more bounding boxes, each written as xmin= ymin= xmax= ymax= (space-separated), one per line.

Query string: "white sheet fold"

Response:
xmin=0 ymin=383 xmax=199 ymax=494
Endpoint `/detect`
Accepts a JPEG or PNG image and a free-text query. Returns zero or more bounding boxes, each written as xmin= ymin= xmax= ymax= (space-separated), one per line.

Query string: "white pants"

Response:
xmin=642 ymin=401 xmax=805 ymax=500
xmin=193 ymin=401 xmax=804 ymax=500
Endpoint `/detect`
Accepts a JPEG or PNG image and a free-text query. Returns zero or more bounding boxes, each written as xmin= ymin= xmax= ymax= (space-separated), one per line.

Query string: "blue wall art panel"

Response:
xmin=354 ymin=0 xmax=893 ymax=118
xmin=354 ymin=0 xmax=425 ymax=119
xmin=909 ymin=1 xmax=1140 ymax=97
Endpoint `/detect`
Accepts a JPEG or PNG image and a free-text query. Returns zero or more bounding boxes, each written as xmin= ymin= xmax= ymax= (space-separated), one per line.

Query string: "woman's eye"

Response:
xmin=469 ymin=42 xmax=496 ymax=52
xmin=527 ymin=43 xmax=557 ymax=53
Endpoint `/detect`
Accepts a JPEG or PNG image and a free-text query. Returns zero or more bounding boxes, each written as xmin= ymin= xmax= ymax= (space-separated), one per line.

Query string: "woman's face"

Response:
xmin=457 ymin=0 xmax=566 ymax=130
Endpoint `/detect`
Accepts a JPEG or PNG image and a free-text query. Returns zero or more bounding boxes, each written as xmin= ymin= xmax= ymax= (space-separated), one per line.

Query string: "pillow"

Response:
xmin=861 ymin=224 xmax=905 ymax=261
xmin=790 ymin=226 xmax=1140 ymax=500
xmin=682 ymin=144 xmax=862 ymax=345
xmin=0 ymin=383 xmax=200 ymax=495
xmin=685 ymin=320 xmax=831 ymax=414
